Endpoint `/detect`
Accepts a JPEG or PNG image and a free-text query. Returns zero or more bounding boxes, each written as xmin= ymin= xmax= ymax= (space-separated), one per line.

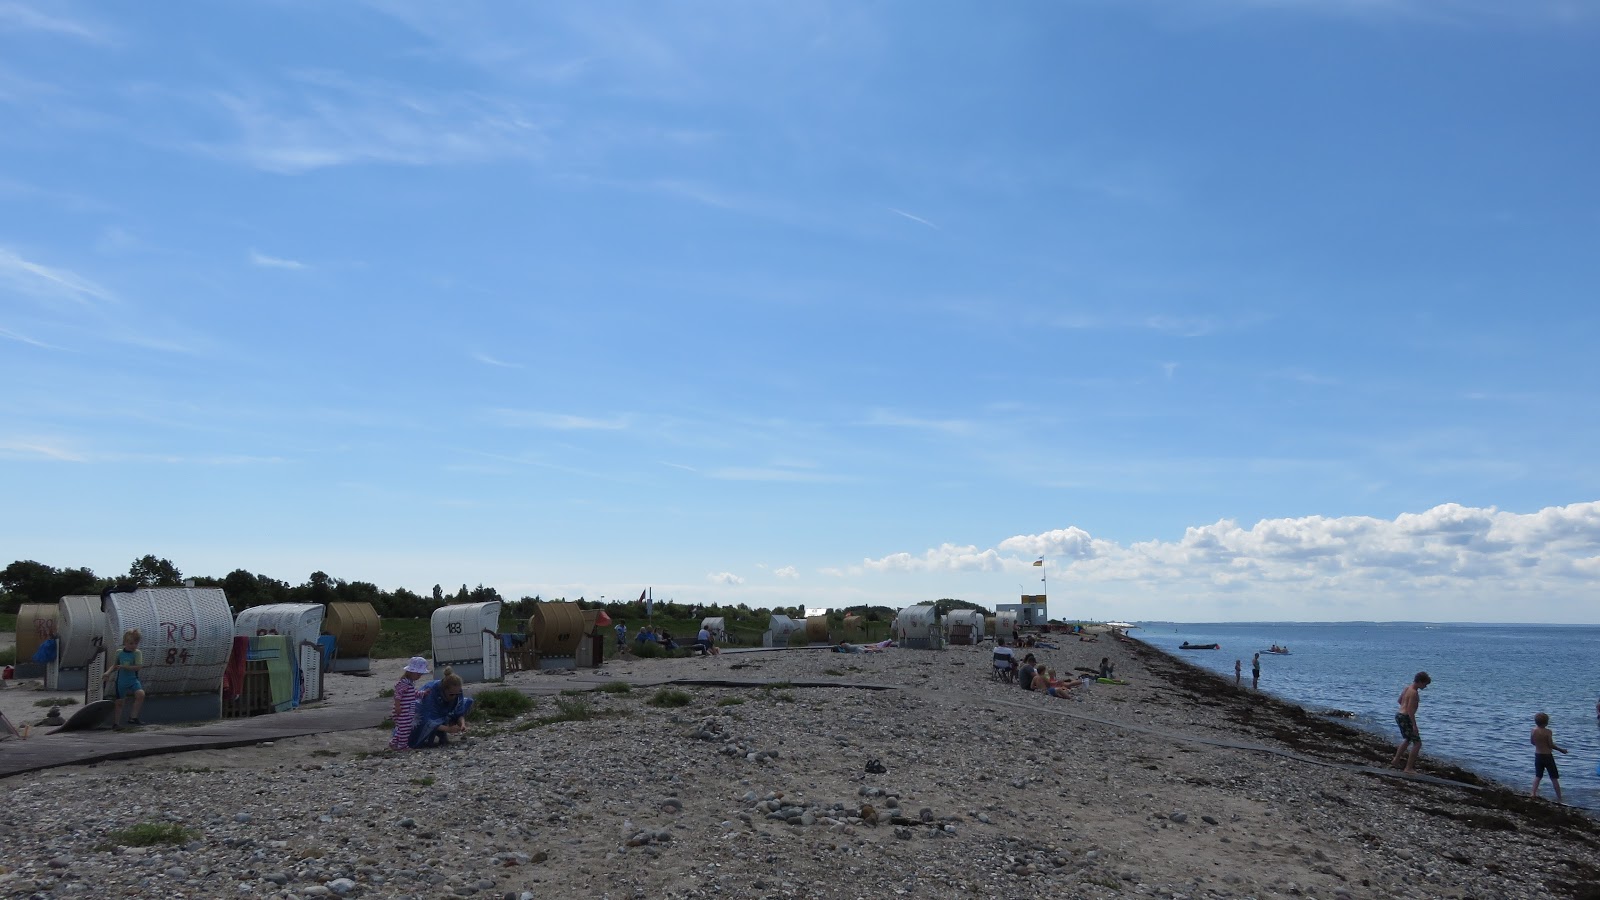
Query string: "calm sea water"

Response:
xmin=1136 ymin=622 xmax=1600 ymax=813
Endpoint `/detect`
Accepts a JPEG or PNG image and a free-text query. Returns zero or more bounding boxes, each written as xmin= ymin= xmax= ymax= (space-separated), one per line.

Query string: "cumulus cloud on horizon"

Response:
xmin=707 ymin=571 xmax=744 ymax=585
xmin=845 ymin=501 xmax=1600 ymax=593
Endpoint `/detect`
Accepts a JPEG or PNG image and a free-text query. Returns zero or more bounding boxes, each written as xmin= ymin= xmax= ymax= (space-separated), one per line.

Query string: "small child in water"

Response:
xmin=1530 ymin=712 xmax=1569 ymax=802
xmin=389 ymin=657 xmax=430 ymax=750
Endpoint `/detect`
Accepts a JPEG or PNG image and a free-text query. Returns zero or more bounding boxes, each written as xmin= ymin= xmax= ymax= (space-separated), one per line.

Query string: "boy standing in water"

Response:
xmin=1529 ymin=712 xmax=1568 ymax=802
xmin=1389 ymin=671 xmax=1431 ymax=773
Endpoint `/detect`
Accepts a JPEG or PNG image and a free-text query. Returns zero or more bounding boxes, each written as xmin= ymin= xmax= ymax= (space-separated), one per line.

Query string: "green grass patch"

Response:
xmin=369 ymin=617 xmax=431 ymax=660
xmin=823 ymin=669 xmax=845 ymax=677
xmin=310 ymin=749 xmax=339 ymax=757
xmin=596 ymin=681 xmax=632 ymax=694
xmin=379 ymin=718 xmax=394 ymax=730
xmin=513 ymin=696 xmax=632 ymax=730
xmin=762 ymin=681 xmax=795 ymax=691
xmin=34 ymin=697 xmax=77 ymax=708
xmin=470 ymin=688 xmax=536 ymax=722
xmin=377 ymin=687 xmax=394 ymax=698
xmin=108 ymin=823 xmax=194 ymax=847
xmin=0 ymin=646 xmax=14 ymax=666
xmin=773 ymin=691 xmax=796 ymax=703
xmin=647 ymin=688 xmax=692 ymax=708
xmin=410 ymin=776 xmax=435 ymax=786
xmin=715 ymin=697 xmax=745 ymax=707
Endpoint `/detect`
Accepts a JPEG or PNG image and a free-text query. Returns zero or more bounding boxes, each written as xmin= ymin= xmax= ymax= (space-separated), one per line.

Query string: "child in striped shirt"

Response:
xmin=389 ymin=657 xmax=430 ymax=750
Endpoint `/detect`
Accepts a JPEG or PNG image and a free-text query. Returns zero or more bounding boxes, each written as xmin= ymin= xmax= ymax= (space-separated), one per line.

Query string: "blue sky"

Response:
xmin=3 ymin=1 xmax=1598 ymax=623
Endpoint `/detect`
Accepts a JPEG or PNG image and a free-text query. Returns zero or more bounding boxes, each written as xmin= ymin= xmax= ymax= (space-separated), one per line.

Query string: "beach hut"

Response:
xmin=700 ymin=617 xmax=728 ymax=643
xmin=529 ymin=601 xmax=585 ymax=670
xmin=324 ymin=601 xmax=380 ymax=674
xmin=46 ymin=595 xmax=105 ymax=691
xmin=892 ymin=604 xmax=940 ymax=649
xmin=13 ymin=603 xmax=58 ymax=679
xmin=943 ymin=609 xmax=985 ymax=646
xmin=841 ymin=613 xmax=865 ymax=639
xmin=804 ymin=615 xmax=831 ymax=644
xmin=102 ymin=587 xmax=235 ymax=724
xmin=234 ymin=603 xmax=326 ymax=704
xmin=430 ymin=601 xmax=502 ymax=684
xmin=995 ymin=610 xmax=1019 ymax=643
xmin=763 ymin=614 xmax=801 ymax=648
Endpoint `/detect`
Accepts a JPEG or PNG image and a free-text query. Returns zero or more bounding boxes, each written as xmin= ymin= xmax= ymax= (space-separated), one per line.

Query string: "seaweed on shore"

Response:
xmin=1134 ymin=637 xmax=1600 ymax=847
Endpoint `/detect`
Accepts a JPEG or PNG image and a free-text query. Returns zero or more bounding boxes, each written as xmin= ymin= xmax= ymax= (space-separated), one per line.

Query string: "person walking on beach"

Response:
xmin=1234 ymin=659 xmax=1242 ymax=686
xmin=1529 ymin=712 xmax=1569 ymax=802
xmin=1389 ymin=671 xmax=1431 ymax=774
xmin=615 ymin=621 xmax=627 ymax=652
xmin=1251 ymin=653 xmax=1260 ymax=690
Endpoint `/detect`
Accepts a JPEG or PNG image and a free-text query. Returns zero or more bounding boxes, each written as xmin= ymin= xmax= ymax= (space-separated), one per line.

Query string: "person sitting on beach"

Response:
xmin=1017 ymin=654 xmax=1038 ymax=691
xmin=1098 ymin=657 xmax=1114 ymax=680
xmin=408 ymin=667 xmax=474 ymax=748
xmin=635 ymin=626 xmax=659 ymax=645
xmin=992 ymin=640 xmax=1017 ymax=681
xmin=695 ymin=626 xmax=720 ymax=656
xmin=658 ymin=629 xmax=678 ymax=651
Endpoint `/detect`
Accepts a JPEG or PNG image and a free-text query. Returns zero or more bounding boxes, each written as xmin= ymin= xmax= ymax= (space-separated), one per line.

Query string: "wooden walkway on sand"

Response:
xmin=0 ymin=673 xmax=894 ymax=780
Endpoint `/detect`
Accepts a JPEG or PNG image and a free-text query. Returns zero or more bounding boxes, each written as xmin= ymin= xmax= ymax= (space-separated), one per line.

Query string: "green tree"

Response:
xmin=0 ymin=560 xmax=101 ymax=612
xmin=127 ymin=555 xmax=183 ymax=587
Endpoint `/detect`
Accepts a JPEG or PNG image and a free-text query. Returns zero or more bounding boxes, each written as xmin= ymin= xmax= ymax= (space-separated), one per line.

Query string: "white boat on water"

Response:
xmin=1105 ymin=621 xmax=1137 ymax=629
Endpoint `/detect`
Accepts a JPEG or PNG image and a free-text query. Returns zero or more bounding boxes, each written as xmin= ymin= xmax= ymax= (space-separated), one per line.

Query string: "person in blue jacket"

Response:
xmin=408 ymin=667 xmax=474 ymax=748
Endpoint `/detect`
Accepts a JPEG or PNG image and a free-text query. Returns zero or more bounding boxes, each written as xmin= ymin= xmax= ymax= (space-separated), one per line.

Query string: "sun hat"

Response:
xmin=404 ymin=657 xmax=431 ymax=674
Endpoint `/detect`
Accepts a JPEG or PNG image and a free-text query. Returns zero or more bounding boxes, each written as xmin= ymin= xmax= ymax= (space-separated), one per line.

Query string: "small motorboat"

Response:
xmin=1265 ymin=645 xmax=1290 ymax=655
xmin=1179 ymin=642 xmax=1221 ymax=650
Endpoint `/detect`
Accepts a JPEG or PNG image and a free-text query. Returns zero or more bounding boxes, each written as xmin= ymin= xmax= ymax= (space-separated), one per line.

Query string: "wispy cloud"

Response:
xmin=857 ymin=409 xmax=973 ymax=435
xmin=774 ymin=565 xmax=798 ymax=579
xmin=471 ymin=352 xmax=523 ymax=369
xmin=887 ymin=207 xmax=940 ymax=230
xmin=0 ymin=326 xmax=62 ymax=350
xmin=486 ymin=409 xmax=628 ymax=430
xmin=707 ymin=571 xmax=745 ymax=585
xmin=186 ymin=71 xmax=548 ymax=174
xmin=706 ymin=466 xmax=845 ymax=483
xmin=0 ymin=2 xmax=112 ymax=43
xmin=249 ymin=249 xmax=306 ymax=270
xmin=0 ymin=247 xmax=114 ymax=305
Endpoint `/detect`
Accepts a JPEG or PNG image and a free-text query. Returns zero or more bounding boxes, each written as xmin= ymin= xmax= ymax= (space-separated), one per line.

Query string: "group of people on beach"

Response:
xmin=388 ymin=657 xmax=474 ymax=750
xmin=1387 ymin=670 xmax=1580 ymax=804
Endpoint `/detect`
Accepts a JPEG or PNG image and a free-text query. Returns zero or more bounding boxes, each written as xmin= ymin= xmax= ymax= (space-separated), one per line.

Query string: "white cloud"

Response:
xmin=0 ymin=2 xmax=111 ymax=43
xmin=471 ymin=352 xmax=522 ymax=369
xmin=707 ymin=571 xmax=744 ymax=585
xmin=887 ymin=207 xmax=940 ymax=230
xmin=0 ymin=247 xmax=114 ymax=305
xmin=191 ymin=72 xmax=548 ymax=174
xmin=851 ymin=501 xmax=1600 ymax=603
xmin=249 ymin=250 xmax=306 ymax=270
xmin=0 ymin=326 xmax=59 ymax=350
xmin=486 ymin=409 xmax=628 ymax=430
xmin=774 ymin=566 xmax=798 ymax=579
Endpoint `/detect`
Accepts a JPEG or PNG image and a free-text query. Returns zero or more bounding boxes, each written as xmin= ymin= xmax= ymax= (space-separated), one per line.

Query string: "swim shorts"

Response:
xmin=1395 ymin=713 xmax=1420 ymax=743
xmin=1535 ymin=753 xmax=1559 ymax=780
xmin=114 ymin=675 xmax=142 ymax=699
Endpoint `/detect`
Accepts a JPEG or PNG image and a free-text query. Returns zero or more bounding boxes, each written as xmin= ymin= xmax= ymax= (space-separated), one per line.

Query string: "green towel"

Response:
xmin=250 ymin=635 xmax=296 ymax=712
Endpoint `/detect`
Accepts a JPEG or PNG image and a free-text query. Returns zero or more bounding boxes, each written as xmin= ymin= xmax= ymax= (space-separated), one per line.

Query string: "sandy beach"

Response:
xmin=2 ymin=631 xmax=1597 ymax=899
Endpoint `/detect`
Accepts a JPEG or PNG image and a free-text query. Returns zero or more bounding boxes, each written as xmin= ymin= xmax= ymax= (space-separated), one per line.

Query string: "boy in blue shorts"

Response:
xmin=102 ymin=628 xmax=146 ymax=730
xmin=1530 ymin=712 xmax=1568 ymax=802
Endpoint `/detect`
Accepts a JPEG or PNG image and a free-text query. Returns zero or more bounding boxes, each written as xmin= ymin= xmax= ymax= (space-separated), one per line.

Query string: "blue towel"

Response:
xmin=32 ymin=638 xmax=58 ymax=664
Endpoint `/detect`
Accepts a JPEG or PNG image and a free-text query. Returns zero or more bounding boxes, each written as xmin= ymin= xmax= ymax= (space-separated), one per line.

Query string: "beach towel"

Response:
xmin=32 ymin=638 xmax=58 ymax=664
xmin=223 ymin=636 xmax=250 ymax=699
xmin=249 ymin=634 xmax=296 ymax=712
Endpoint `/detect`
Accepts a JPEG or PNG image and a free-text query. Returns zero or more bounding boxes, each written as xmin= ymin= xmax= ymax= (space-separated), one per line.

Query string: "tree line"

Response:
xmin=0 ymin=557 xmax=923 ymax=624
